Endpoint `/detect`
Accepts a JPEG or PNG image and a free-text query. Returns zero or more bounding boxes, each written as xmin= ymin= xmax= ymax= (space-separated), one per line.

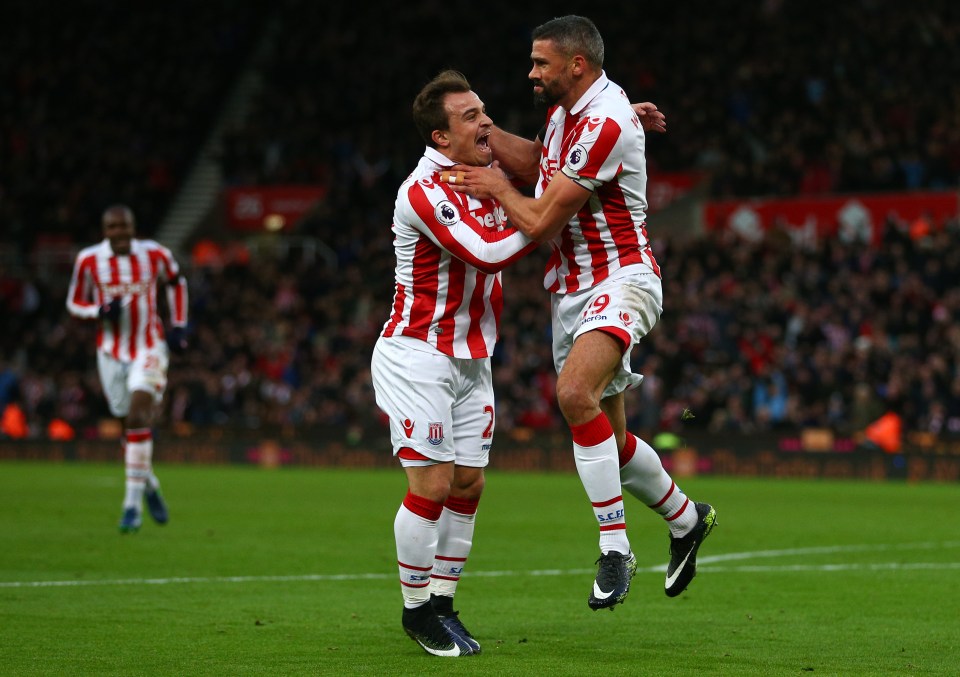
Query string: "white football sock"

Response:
xmin=430 ymin=495 xmax=478 ymax=599
xmin=619 ymin=432 xmax=697 ymax=536
xmin=395 ymin=491 xmax=443 ymax=608
xmin=572 ymin=413 xmax=630 ymax=555
xmin=123 ymin=428 xmax=152 ymax=510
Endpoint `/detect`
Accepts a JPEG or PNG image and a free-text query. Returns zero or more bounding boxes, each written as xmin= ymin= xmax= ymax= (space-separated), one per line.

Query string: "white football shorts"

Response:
xmin=551 ymin=269 xmax=663 ymax=399
xmin=97 ymin=346 xmax=169 ymax=418
xmin=371 ymin=335 xmax=494 ymax=468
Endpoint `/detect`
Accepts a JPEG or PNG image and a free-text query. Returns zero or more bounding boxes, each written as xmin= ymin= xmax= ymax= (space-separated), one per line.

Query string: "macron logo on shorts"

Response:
xmin=402 ymin=418 xmax=415 ymax=438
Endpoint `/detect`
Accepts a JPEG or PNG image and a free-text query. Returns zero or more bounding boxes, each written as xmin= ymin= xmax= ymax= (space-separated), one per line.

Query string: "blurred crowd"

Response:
xmin=2 ymin=1 xmax=960 ymax=446
xmin=5 ymin=1 xmax=959 ymax=250
xmin=0 ymin=0 xmax=268 ymax=254
xmin=218 ymin=0 xmax=960 ymax=198
xmin=5 ymin=214 xmax=960 ymax=445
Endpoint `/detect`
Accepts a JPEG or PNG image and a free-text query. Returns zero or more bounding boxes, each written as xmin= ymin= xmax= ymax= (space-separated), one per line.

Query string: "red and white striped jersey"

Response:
xmin=380 ymin=147 xmax=537 ymax=358
xmin=537 ymin=73 xmax=661 ymax=294
xmin=66 ymin=238 xmax=188 ymax=362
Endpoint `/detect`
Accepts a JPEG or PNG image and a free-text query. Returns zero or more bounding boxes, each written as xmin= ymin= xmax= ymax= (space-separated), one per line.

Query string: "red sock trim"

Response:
xmin=444 ymin=495 xmax=479 ymax=515
xmin=402 ymin=491 xmax=444 ymax=521
xmin=570 ymin=412 xmax=613 ymax=447
xmin=599 ymin=523 xmax=627 ymax=531
xmin=592 ymin=495 xmax=624 ymax=508
xmin=618 ymin=432 xmax=638 ymax=467
xmin=397 ymin=560 xmax=432 ymax=571
xmin=126 ymin=428 xmax=152 ymax=443
xmin=665 ymin=497 xmax=690 ymax=521
xmin=649 ymin=481 xmax=675 ymax=509
xmin=435 ymin=555 xmax=467 ymax=563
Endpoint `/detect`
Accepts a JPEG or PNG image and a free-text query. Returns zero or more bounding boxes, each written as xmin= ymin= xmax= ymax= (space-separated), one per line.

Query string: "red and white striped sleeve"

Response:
xmin=401 ymin=177 xmax=536 ymax=273
xmin=65 ymin=249 xmax=101 ymax=320
xmin=155 ymin=245 xmax=188 ymax=327
xmin=560 ymin=115 xmax=623 ymax=189
xmin=165 ymin=275 xmax=188 ymax=327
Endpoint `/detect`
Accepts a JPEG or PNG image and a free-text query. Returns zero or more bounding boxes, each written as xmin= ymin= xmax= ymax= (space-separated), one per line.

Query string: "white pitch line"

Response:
xmin=2 ymin=542 xmax=958 ymax=589
xmin=696 ymin=540 xmax=960 ymax=565
xmin=698 ymin=562 xmax=960 ymax=573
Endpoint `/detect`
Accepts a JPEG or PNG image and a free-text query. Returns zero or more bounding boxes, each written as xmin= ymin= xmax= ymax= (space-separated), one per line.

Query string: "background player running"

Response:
xmin=66 ymin=204 xmax=189 ymax=533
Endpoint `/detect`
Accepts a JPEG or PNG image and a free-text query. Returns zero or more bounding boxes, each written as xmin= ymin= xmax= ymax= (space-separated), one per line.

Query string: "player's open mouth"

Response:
xmin=477 ymin=132 xmax=490 ymax=151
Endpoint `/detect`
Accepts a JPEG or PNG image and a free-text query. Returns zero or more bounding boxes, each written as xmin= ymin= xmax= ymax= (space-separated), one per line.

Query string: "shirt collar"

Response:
xmin=424 ymin=146 xmax=456 ymax=168
xmin=568 ymin=71 xmax=609 ymax=116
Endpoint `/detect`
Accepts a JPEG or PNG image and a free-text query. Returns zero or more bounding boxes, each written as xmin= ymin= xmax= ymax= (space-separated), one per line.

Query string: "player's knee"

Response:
xmin=125 ymin=411 xmax=151 ymax=430
xmin=556 ymin=379 xmax=597 ymax=423
xmin=419 ymin=474 xmax=454 ymax=504
xmin=452 ymin=469 xmax=485 ymax=501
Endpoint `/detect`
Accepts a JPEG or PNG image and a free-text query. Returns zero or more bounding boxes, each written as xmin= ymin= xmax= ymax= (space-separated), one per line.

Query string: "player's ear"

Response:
xmin=432 ymin=129 xmax=450 ymax=148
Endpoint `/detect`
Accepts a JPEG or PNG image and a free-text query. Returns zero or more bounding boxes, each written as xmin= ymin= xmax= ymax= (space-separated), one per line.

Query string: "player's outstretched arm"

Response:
xmin=489 ymin=126 xmax=541 ymax=185
xmin=445 ymin=162 xmax=589 ymax=243
xmin=400 ymin=179 xmax=537 ymax=274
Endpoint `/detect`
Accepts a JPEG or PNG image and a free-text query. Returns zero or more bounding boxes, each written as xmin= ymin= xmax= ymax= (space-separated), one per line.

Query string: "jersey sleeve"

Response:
xmin=400 ymin=177 xmax=537 ymax=274
xmin=560 ymin=115 xmax=624 ymax=191
xmin=157 ymin=244 xmax=188 ymax=327
xmin=165 ymin=273 xmax=188 ymax=327
xmin=65 ymin=253 xmax=100 ymax=319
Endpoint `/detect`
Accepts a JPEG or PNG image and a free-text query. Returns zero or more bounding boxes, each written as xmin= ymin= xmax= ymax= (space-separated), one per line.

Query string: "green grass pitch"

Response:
xmin=1 ymin=461 xmax=958 ymax=676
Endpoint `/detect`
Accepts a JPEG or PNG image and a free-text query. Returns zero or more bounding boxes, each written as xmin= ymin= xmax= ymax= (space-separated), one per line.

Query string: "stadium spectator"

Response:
xmin=1 ymin=400 xmax=28 ymax=439
xmin=449 ymin=15 xmax=716 ymax=609
xmin=46 ymin=416 xmax=75 ymax=441
xmin=370 ymin=71 xmax=536 ymax=657
xmin=65 ymin=205 xmax=188 ymax=533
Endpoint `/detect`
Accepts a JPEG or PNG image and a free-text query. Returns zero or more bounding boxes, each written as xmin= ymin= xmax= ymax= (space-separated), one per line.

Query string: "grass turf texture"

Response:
xmin=1 ymin=461 xmax=957 ymax=676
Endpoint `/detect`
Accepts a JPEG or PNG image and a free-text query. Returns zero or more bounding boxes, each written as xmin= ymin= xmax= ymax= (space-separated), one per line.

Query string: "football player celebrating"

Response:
xmin=447 ymin=16 xmax=717 ymax=610
xmin=371 ymin=70 xmax=537 ymax=657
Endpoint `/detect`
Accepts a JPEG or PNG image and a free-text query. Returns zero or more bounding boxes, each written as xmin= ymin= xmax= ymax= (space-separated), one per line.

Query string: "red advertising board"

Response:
xmin=225 ymin=186 xmax=326 ymax=231
xmin=703 ymin=190 xmax=958 ymax=245
xmin=647 ymin=171 xmax=705 ymax=212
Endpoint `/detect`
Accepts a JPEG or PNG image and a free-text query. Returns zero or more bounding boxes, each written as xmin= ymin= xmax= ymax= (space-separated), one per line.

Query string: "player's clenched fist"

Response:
xmin=99 ymin=298 xmax=121 ymax=322
xmin=166 ymin=326 xmax=188 ymax=354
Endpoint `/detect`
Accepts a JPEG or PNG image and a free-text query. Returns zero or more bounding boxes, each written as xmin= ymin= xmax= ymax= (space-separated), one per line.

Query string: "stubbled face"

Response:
xmin=102 ymin=208 xmax=135 ymax=255
xmin=439 ymin=90 xmax=493 ymax=166
xmin=529 ymin=39 xmax=574 ymax=108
